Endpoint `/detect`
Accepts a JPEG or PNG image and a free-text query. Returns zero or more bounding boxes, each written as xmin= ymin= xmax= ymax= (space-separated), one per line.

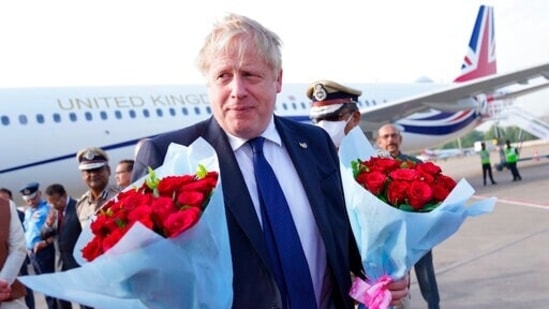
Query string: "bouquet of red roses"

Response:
xmin=352 ymin=157 xmax=457 ymax=213
xmin=20 ymin=139 xmax=233 ymax=309
xmin=338 ymin=128 xmax=495 ymax=309
xmin=82 ymin=165 xmax=218 ymax=262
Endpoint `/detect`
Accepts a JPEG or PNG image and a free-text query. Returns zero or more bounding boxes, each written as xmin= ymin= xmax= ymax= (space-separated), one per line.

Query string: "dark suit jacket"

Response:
xmin=133 ymin=116 xmax=362 ymax=308
xmin=52 ymin=198 xmax=82 ymax=270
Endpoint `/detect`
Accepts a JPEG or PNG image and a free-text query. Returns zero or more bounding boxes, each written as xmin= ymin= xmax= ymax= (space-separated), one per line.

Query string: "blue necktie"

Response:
xmin=248 ymin=137 xmax=317 ymax=309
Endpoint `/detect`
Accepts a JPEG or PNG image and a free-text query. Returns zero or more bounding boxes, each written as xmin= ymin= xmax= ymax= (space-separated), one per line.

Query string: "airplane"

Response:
xmin=416 ymin=148 xmax=474 ymax=162
xmin=1 ymin=5 xmax=549 ymax=201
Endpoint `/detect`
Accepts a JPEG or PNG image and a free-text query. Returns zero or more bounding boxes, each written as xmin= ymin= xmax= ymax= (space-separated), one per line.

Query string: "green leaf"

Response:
xmin=398 ymin=204 xmax=415 ymax=212
xmin=145 ymin=167 xmax=160 ymax=190
xmin=196 ymin=164 xmax=207 ymax=179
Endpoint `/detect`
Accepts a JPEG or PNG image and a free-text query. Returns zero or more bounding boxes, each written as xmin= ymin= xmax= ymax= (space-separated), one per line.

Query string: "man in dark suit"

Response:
xmin=133 ymin=13 xmax=408 ymax=308
xmin=43 ymin=184 xmax=92 ymax=309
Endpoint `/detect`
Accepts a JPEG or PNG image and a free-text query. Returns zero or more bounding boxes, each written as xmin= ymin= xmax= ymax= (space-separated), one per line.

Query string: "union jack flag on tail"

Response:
xmin=454 ymin=5 xmax=497 ymax=82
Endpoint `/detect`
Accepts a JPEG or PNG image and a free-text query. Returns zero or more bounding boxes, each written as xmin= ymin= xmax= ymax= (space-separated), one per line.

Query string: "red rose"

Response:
xmin=432 ymin=183 xmax=451 ymax=202
xmin=387 ymin=181 xmax=409 ymax=206
xmin=81 ymin=165 xmax=218 ymax=262
xmin=357 ymin=171 xmax=387 ymax=196
xmin=352 ymin=157 xmax=455 ymax=212
xmin=178 ymin=176 xmax=218 ymax=195
xmin=163 ymin=207 xmax=201 ymax=237
xmin=415 ymin=161 xmax=442 ymax=175
xmin=407 ymin=181 xmax=433 ymax=210
xmin=157 ymin=175 xmax=195 ymax=196
xmin=418 ymin=171 xmax=435 ymax=184
xmin=366 ymin=157 xmax=401 ymax=174
xmin=81 ymin=237 xmax=104 ymax=262
xmin=151 ymin=197 xmax=178 ymax=223
xmin=388 ymin=168 xmax=420 ymax=182
xmin=436 ymin=174 xmax=457 ymax=191
xmin=176 ymin=190 xmax=205 ymax=208
xmin=127 ymin=205 xmax=155 ymax=229
xmin=102 ymin=226 xmax=130 ymax=253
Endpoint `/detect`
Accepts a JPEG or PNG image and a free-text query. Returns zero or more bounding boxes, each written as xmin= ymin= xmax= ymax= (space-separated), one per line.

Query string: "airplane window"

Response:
xmin=156 ymin=108 xmax=163 ymax=117
xmin=36 ymin=114 xmax=45 ymax=124
xmin=169 ymin=108 xmax=176 ymax=116
xmin=194 ymin=107 xmax=201 ymax=115
xmin=53 ymin=113 xmax=61 ymax=123
xmin=129 ymin=110 xmax=136 ymax=118
xmin=114 ymin=111 xmax=122 ymax=119
xmin=100 ymin=111 xmax=108 ymax=120
xmin=69 ymin=112 xmax=77 ymax=122
xmin=182 ymin=107 xmax=188 ymax=115
xmin=291 ymin=102 xmax=297 ymax=110
xmin=1 ymin=116 xmax=9 ymax=126
xmin=143 ymin=109 xmax=150 ymax=118
xmin=301 ymin=102 xmax=307 ymax=109
xmin=282 ymin=103 xmax=288 ymax=110
xmin=19 ymin=115 xmax=28 ymax=125
xmin=364 ymin=100 xmax=369 ymax=107
xmin=372 ymin=100 xmax=377 ymax=106
xmin=206 ymin=106 xmax=211 ymax=114
xmin=85 ymin=112 xmax=93 ymax=121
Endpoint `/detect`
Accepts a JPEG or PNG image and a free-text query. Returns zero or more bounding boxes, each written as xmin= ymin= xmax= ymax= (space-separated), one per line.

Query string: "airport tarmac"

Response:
xmin=407 ymin=147 xmax=549 ymax=308
xmin=30 ymin=145 xmax=549 ymax=308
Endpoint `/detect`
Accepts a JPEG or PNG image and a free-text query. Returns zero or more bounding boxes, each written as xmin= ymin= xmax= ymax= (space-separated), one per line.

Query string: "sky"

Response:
xmin=1 ymin=0 xmax=548 ymax=116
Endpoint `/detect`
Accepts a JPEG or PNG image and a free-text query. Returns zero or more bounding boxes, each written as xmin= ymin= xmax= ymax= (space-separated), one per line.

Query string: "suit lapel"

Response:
xmin=274 ymin=117 xmax=332 ymax=224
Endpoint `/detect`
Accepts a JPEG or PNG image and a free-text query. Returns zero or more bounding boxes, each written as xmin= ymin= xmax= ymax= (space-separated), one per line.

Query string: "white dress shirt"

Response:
xmin=0 ymin=200 xmax=27 ymax=285
xmin=227 ymin=117 xmax=328 ymax=306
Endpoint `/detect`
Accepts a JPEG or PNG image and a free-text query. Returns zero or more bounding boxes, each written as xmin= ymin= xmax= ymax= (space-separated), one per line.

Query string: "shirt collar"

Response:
xmin=226 ymin=116 xmax=282 ymax=151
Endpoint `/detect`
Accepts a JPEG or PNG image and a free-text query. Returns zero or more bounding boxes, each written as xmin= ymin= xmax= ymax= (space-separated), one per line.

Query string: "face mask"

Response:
xmin=316 ymin=116 xmax=351 ymax=148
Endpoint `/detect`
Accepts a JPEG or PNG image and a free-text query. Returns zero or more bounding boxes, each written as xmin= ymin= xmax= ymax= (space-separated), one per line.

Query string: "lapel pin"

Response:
xmin=299 ymin=142 xmax=308 ymax=149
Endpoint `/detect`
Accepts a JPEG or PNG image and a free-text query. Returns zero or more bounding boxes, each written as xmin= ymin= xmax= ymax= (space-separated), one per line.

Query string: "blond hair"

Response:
xmin=196 ymin=13 xmax=283 ymax=78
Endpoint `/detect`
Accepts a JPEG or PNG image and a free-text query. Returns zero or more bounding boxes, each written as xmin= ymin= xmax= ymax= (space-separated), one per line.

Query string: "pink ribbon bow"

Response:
xmin=349 ymin=275 xmax=393 ymax=309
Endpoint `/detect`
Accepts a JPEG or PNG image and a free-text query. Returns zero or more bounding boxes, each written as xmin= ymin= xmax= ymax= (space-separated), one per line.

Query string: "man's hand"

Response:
xmin=0 ymin=279 xmax=11 ymax=301
xmin=33 ymin=239 xmax=51 ymax=253
xmin=387 ymin=273 xmax=409 ymax=306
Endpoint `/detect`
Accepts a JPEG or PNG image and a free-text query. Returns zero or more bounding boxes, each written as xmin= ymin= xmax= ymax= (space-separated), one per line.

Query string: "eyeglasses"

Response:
xmin=379 ymin=133 xmax=400 ymax=140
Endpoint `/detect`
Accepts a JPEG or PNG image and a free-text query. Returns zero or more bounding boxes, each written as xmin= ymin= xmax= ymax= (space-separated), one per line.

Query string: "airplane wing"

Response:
xmin=359 ymin=62 xmax=549 ymax=131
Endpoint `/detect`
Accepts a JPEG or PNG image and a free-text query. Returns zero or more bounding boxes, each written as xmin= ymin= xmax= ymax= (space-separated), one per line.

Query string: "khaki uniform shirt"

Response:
xmin=76 ymin=185 xmax=121 ymax=227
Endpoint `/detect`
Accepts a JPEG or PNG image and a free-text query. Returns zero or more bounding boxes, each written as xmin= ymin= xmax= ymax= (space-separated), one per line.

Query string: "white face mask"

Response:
xmin=316 ymin=116 xmax=351 ymax=148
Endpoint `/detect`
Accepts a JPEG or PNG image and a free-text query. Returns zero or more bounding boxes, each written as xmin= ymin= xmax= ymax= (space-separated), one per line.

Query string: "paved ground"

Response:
xmin=30 ymin=145 xmax=549 ymax=308
xmin=407 ymin=145 xmax=549 ymax=308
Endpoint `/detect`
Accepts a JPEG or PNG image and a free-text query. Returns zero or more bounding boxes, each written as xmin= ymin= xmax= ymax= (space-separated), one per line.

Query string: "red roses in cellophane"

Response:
xmin=338 ymin=128 xmax=495 ymax=309
xmin=82 ymin=165 xmax=219 ymax=262
xmin=352 ymin=157 xmax=457 ymax=212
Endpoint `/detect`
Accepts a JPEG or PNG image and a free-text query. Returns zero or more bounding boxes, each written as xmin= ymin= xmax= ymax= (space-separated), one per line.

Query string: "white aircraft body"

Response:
xmin=1 ymin=5 xmax=549 ymax=200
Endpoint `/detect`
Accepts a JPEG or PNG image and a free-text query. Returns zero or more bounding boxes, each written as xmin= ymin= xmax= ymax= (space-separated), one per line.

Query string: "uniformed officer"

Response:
xmin=504 ymin=139 xmax=522 ymax=181
xmin=307 ymin=80 xmax=362 ymax=149
xmin=20 ymin=182 xmax=59 ymax=309
xmin=75 ymin=147 xmax=121 ymax=227
xmin=479 ymin=142 xmax=497 ymax=186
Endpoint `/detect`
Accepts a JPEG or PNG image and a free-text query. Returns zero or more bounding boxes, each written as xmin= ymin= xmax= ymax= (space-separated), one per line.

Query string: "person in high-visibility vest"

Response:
xmin=505 ymin=139 xmax=522 ymax=181
xmin=479 ymin=142 xmax=497 ymax=186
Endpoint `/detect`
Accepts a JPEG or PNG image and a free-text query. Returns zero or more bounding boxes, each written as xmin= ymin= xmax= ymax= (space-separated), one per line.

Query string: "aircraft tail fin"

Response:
xmin=454 ymin=5 xmax=497 ymax=82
